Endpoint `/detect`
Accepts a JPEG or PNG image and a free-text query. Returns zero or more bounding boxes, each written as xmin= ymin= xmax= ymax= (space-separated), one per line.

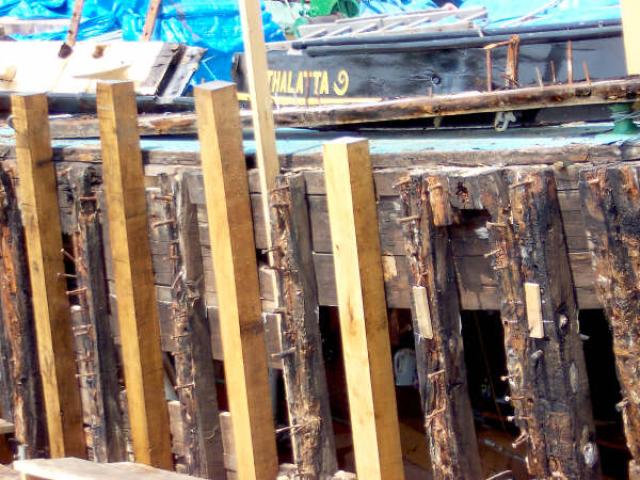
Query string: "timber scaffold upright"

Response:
xmin=2 ymin=79 xmax=640 ymax=480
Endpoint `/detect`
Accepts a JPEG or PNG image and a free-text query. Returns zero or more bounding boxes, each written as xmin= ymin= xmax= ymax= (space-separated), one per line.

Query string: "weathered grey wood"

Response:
xmin=399 ymin=173 xmax=482 ymax=479
xmin=151 ymin=173 xmax=225 ymax=478
xmin=0 ymin=165 xmax=47 ymax=458
xmin=70 ymin=166 xmax=126 ymax=463
xmin=579 ymin=164 xmax=640 ymax=479
xmin=270 ymin=173 xmax=337 ymax=479
xmin=478 ymin=168 xmax=599 ymax=479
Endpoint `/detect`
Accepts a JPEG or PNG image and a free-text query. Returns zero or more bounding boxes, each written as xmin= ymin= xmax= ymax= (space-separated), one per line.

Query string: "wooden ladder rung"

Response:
xmin=13 ymin=458 xmax=201 ymax=480
xmin=0 ymin=419 xmax=14 ymax=436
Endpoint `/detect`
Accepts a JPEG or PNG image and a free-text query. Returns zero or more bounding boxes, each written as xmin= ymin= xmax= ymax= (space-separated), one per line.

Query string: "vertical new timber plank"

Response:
xmin=154 ymin=173 xmax=225 ymax=478
xmin=96 ymin=81 xmax=172 ymax=469
xmin=270 ymin=173 xmax=338 ymax=478
xmin=0 ymin=165 xmax=47 ymax=458
xmin=11 ymin=93 xmax=86 ymax=459
xmin=580 ymin=165 xmax=640 ymax=479
xmin=69 ymin=166 xmax=126 ymax=462
xmin=398 ymin=173 xmax=482 ymax=479
xmin=237 ymin=0 xmax=280 ymax=253
xmin=323 ymin=138 xmax=404 ymax=480
xmin=621 ymin=0 xmax=640 ymax=75
xmin=478 ymin=168 xmax=599 ymax=479
xmin=194 ymin=81 xmax=278 ymax=480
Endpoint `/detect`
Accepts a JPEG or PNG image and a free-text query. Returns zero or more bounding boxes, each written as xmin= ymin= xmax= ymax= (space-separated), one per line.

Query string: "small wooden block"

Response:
xmin=412 ymin=286 xmax=433 ymax=339
xmin=524 ymin=282 xmax=544 ymax=339
xmin=0 ymin=419 xmax=14 ymax=435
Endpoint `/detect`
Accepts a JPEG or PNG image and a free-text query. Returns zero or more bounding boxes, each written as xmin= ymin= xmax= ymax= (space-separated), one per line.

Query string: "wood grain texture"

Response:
xmin=323 ymin=138 xmax=404 ymax=480
xmin=11 ymin=93 xmax=85 ymax=459
xmin=194 ymin=81 xmax=277 ymax=480
xmin=399 ymin=173 xmax=481 ymax=479
xmin=96 ymin=80 xmax=172 ymax=469
xmin=622 ymin=0 xmax=640 ymax=75
xmin=237 ymin=0 xmax=280 ymax=254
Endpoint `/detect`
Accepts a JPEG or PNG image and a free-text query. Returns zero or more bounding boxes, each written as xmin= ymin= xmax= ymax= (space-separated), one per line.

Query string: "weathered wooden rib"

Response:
xmin=69 ymin=166 xmax=126 ymax=463
xmin=579 ymin=164 xmax=640 ymax=479
xmin=477 ymin=168 xmax=599 ymax=479
xmin=0 ymin=165 xmax=47 ymax=458
xmin=270 ymin=172 xmax=338 ymax=479
xmin=399 ymin=172 xmax=482 ymax=479
xmin=150 ymin=173 xmax=225 ymax=478
xmin=42 ymin=77 xmax=640 ymax=138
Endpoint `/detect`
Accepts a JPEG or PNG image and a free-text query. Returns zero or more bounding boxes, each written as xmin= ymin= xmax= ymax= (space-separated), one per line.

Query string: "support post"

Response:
xmin=621 ymin=0 xmax=640 ymax=75
xmin=270 ymin=173 xmax=338 ymax=478
xmin=194 ymin=81 xmax=278 ymax=480
xmin=237 ymin=0 xmax=280 ymax=266
xmin=580 ymin=164 xmax=640 ymax=479
xmin=96 ymin=81 xmax=172 ymax=469
xmin=478 ymin=168 xmax=599 ymax=479
xmin=323 ymin=138 xmax=404 ymax=480
xmin=398 ymin=173 xmax=482 ymax=479
xmin=12 ymin=93 xmax=86 ymax=459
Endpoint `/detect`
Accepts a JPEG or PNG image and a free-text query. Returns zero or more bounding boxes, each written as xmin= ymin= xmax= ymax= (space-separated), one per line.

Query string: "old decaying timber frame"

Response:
xmin=580 ymin=164 xmax=640 ymax=480
xmin=399 ymin=173 xmax=482 ymax=480
xmin=148 ymin=174 xmax=225 ymax=478
xmin=477 ymin=168 xmax=599 ymax=479
xmin=0 ymin=165 xmax=47 ymax=458
xmin=270 ymin=173 xmax=338 ymax=479
xmin=68 ymin=166 xmax=126 ymax=463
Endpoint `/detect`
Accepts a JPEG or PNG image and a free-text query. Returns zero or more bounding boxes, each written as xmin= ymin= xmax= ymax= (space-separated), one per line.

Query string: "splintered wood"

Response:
xmin=270 ymin=173 xmax=338 ymax=478
xmin=580 ymin=164 xmax=640 ymax=479
xmin=399 ymin=174 xmax=481 ymax=480
xmin=478 ymin=169 xmax=598 ymax=479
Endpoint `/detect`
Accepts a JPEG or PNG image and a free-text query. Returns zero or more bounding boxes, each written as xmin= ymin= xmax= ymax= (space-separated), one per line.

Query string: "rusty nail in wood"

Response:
xmin=392 ymin=177 xmax=412 ymax=189
xmin=79 ymin=195 xmax=98 ymax=202
xmin=271 ymin=347 xmax=296 ymax=359
xmin=512 ymin=432 xmax=529 ymax=448
xmin=397 ymin=214 xmax=421 ymax=224
xmin=425 ymin=406 xmax=446 ymax=422
xmin=66 ymin=287 xmax=87 ymax=297
xmin=484 ymin=248 xmax=502 ymax=258
xmin=582 ymin=61 xmax=591 ymax=84
xmin=509 ymin=179 xmax=533 ymax=189
xmin=152 ymin=218 xmax=176 ymax=228
xmin=61 ymin=248 xmax=77 ymax=263
xmin=75 ymin=372 xmax=96 ymax=379
xmin=486 ymin=221 xmax=508 ymax=229
xmin=152 ymin=194 xmax=174 ymax=202
xmin=535 ymin=67 xmax=544 ymax=89
xmin=174 ymin=382 xmax=195 ymax=390
xmin=550 ymin=61 xmax=557 ymax=84
xmin=57 ymin=272 xmax=78 ymax=279
xmin=427 ymin=369 xmax=445 ymax=380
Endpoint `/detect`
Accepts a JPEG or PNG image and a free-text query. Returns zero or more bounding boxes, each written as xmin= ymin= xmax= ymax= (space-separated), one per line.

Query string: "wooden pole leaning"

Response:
xmin=96 ymin=81 xmax=172 ymax=469
xmin=11 ymin=93 xmax=86 ymax=459
xmin=323 ymin=137 xmax=405 ymax=480
xmin=194 ymin=81 xmax=278 ymax=480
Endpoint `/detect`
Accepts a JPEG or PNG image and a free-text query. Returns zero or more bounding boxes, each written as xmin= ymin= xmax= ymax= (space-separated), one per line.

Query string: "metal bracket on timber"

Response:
xmin=68 ymin=165 xmax=126 ymax=463
xmin=579 ymin=164 xmax=640 ymax=479
xmin=11 ymin=93 xmax=86 ymax=459
xmin=150 ymin=173 xmax=225 ymax=478
xmin=398 ymin=173 xmax=482 ymax=479
xmin=0 ymin=165 xmax=46 ymax=458
xmin=270 ymin=172 xmax=338 ymax=479
xmin=477 ymin=168 xmax=599 ymax=479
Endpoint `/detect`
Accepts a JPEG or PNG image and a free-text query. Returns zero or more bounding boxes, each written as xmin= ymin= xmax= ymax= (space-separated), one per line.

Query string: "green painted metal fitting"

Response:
xmin=309 ymin=0 xmax=360 ymax=18
xmin=610 ymin=103 xmax=639 ymax=135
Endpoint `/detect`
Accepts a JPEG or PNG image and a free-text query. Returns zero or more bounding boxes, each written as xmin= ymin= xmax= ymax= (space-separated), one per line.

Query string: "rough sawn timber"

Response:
xmin=399 ymin=172 xmax=482 ymax=480
xmin=477 ymin=168 xmax=599 ymax=479
xmin=579 ymin=163 xmax=640 ymax=479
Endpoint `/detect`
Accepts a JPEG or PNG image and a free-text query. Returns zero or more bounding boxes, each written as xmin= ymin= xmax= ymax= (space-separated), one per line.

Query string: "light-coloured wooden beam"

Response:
xmin=194 ymin=81 xmax=278 ymax=480
xmin=11 ymin=93 xmax=85 ymax=459
xmin=237 ymin=0 xmax=280 ymax=252
xmin=323 ymin=137 xmax=405 ymax=480
xmin=96 ymin=80 xmax=172 ymax=469
xmin=622 ymin=0 xmax=640 ymax=75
